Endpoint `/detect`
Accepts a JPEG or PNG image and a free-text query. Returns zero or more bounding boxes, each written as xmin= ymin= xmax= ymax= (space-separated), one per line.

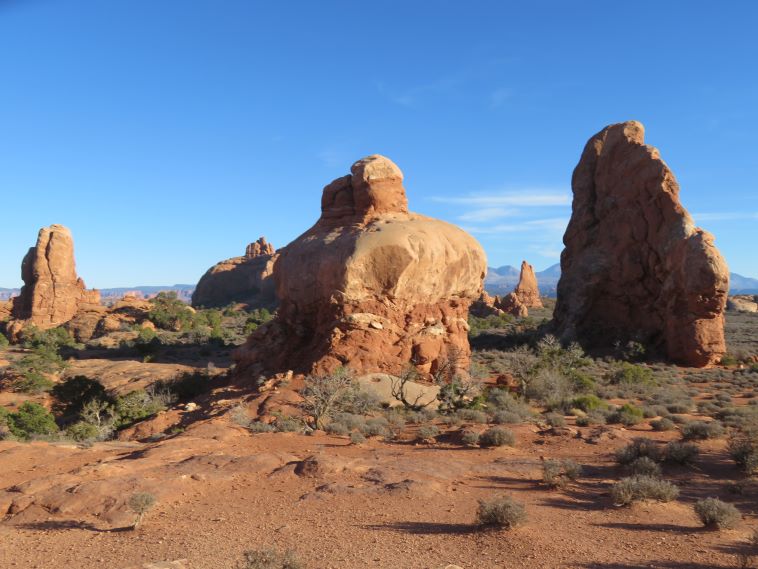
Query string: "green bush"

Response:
xmin=0 ymin=333 xmax=9 ymax=348
xmin=479 ymin=427 xmax=515 ymax=448
xmin=694 ymin=498 xmax=741 ymax=530
xmin=148 ymin=292 xmax=195 ymax=331
xmin=349 ymin=431 xmax=366 ymax=445
xmin=476 ymin=495 xmax=527 ymax=529
xmin=66 ymin=421 xmax=101 ymax=442
xmin=611 ymin=476 xmax=679 ymax=506
xmin=115 ymin=388 xmax=173 ymax=428
xmin=608 ymin=363 xmax=655 ymax=386
xmin=571 ymin=394 xmax=606 ymax=413
xmin=51 ymin=375 xmax=112 ymax=419
xmin=6 ymin=402 xmax=58 ymax=439
xmin=611 ymin=403 xmax=644 ymax=426
xmin=543 ymin=412 xmax=566 ymax=428
xmin=460 ymin=429 xmax=480 ymax=446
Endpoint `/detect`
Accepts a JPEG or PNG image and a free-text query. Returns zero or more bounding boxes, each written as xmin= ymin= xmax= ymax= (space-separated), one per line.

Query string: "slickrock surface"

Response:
xmin=234 ymin=155 xmax=487 ymax=378
xmin=554 ymin=121 xmax=729 ymax=366
xmin=191 ymin=237 xmax=277 ymax=309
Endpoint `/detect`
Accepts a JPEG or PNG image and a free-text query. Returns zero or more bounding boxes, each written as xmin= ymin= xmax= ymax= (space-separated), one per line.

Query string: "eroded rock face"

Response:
xmin=512 ymin=261 xmax=542 ymax=308
xmin=234 ymin=155 xmax=487 ymax=378
xmin=554 ymin=121 xmax=729 ymax=367
xmin=191 ymin=237 xmax=277 ymax=309
xmin=8 ymin=225 xmax=100 ymax=337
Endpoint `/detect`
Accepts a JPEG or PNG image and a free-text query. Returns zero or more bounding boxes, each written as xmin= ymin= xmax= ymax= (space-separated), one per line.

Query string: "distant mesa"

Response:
xmin=553 ymin=121 xmax=729 ymax=367
xmin=234 ymin=154 xmax=487 ymax=379
xmin=191 ymin=236 xmax=278 ymax=309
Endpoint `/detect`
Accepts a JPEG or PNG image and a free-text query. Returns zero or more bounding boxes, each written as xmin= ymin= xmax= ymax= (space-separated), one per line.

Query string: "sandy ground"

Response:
xmin=1 ymin=416 xmax=755 ymax=569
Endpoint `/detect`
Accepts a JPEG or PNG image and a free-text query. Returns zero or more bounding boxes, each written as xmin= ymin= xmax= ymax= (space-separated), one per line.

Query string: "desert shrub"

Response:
xmin=389 ymin=366 xmax=434 ymax=411
xmin=237 ymin=549 xmax=304 ymax=569
xmin=468 ymin=313 xmax=514 ymax=336
xmin=615 ymin=438 xmax=663 ymax=465
xmin=608 ymin=363 xmax=655 ymax=386
xmin=0 ymin=333 xmax=8 ymax=348
xmin=665 ymin=441 xmax=700 ymax=466
xmin=542 ymin=459 xmax=582 ymax=489
xmin=361 ymin=417 xmax=390 ymax=438
xmin=273 ymin=416 xmax=303 ymax=433
xmin=246 ymin=421 xmax=275 ymax=434
xmin=728 ymin=429 xmax=758 ymax=474
xmin=6 ymin=402 xmax=59 ymax=439
xmin=650 ymin=417 xmax=675 ymax=432
xmin=487 ymin=389 xmax=533 ymax=420
xmin=456 ymin=409 xmax=488 ymax=424
xmin=611 ymin=476 xmax=679 ymax=506
xmin=324 ymin=422 xmax=350 ymax=436
xmin=526 ymin=368 xmax=574 ymax=410
xmin=543 ymin=412 xmax=566 ymax=428
xmin=491 ymin=410 xmax=523 ymax=425
xmin=127 ymin=492 xmax=156 ymax=529
xmin=460 ymin=429 xmax=480 ymax=446
xmin=572 ymin=394 xmax=606 ymax=413
xmin=9 ymin=341 xmax=65 ymax=393
xmin=476 ymin=495 xmax=527 ymax=529
xmin=301 ymin=368 xmax=361 ymax=429
xmin=435 ymin=366 xmax=482 ymax=414
xmin=66 ymin=421 xmax=101 ymax=442
xmin=21 ymin=326 xmax=77 ymax=350
xmin=417 ymin=424 xmax=440 ymax=441
xmin=629 ymin=456 xmax=662 ymax=478
xmin=616 ymin=340 xmax=647 ymax=362
xmin=694 ymin=498 xmax=741 ymax=530
xmin=609 ymin=403 xmax=644 ymax=426
xmin=479 ymin=427 xmax=515 ymax=448
xmin=575 ymin=410 xmax=607 ymax=427
xmin=115 ymin=387 xmax=174 ymax=428
xmin=681 ymin=420 xmax=724 ymax=441
xmin=349 ymin=431 xmax=366 ymax=445
xmin=330 ymin=412 xmax=366 ymax=432
xmin=51 ymin=375 xmax=112 ymax=419
xmin=721 ymin=354 xmax=739 ymax=366
xmin=148 ymin=292 xmax=195 ymax=331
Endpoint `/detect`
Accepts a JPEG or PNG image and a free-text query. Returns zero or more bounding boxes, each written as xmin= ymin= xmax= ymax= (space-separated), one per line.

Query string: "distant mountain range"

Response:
xmin=2 ymin=270 xmax=757 ymax=303
xmin=484 ymin=265 xmax=758 ymax=297
xmin=0 ymin=284 xmax=195 ymax=302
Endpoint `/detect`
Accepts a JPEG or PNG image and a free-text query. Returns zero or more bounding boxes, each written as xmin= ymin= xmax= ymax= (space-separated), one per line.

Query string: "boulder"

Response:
xmin=191 ymin=237 xmax=277 ymax=309
xmin=496 ymin=292 xmax=528 ymax=318
xmin=727 ymin=295 xmax=758 ymax=313
xmin=7 ymin=225 xmax=100 ymax=339
xmin=469 ymin=291 xmax=506 ymax=318
xmin=234 ymin=155 xmax=487 ymax=378
xmin=554 ymin=121 xmax=729 ymax=367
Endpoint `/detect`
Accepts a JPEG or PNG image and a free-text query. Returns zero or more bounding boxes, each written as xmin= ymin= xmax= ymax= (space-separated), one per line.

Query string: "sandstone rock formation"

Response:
xmin=727 ymin=295 xmax=758 ymax=313
xmin=234 ymin=155 xmax=487 ymax=378
xmin=469 ymin=291 xmax=506 ymax=318
xmin=495 ymin=261 xmax=542 ymax=317
xmin=191 ymin=237 xmax=278 ymax=309
xmin=7 ymin=225 xmax=100 ymax=339
xmin=554 ymin=121 xmax=729 ymax=367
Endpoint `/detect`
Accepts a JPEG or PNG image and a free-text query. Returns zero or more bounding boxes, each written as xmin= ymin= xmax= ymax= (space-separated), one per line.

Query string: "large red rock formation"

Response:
xmin=234 ymin=155 xmax=487 ymax=378
xmin=7 ymin=225 xmax=100 ymax=338
xmin=495 ymin=260 xmax=543 ymax=317
xmin=554 ymin=121 xmax=729 ymax=367
xmin=191 ymin=237 xmax=277 ymax=309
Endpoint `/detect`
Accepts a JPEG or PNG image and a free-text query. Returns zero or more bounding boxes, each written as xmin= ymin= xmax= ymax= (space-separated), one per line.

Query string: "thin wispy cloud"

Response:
xmin=462 ymin=217 xmax=569 ymax=235
xmin=375 ymin=75 xmax=465 ymax=107
xmin=431 ymin=189 xmax=570 ymax=207
xmin=692 ymin=211 xmax=758 ymax=221
xmin=458 ymin=207 xmax=520 ymax=222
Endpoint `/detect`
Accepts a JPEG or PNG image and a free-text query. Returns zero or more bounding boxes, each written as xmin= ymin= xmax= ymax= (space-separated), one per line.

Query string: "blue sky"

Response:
xmin=1 ymin=0 xmax=756 ymax=288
